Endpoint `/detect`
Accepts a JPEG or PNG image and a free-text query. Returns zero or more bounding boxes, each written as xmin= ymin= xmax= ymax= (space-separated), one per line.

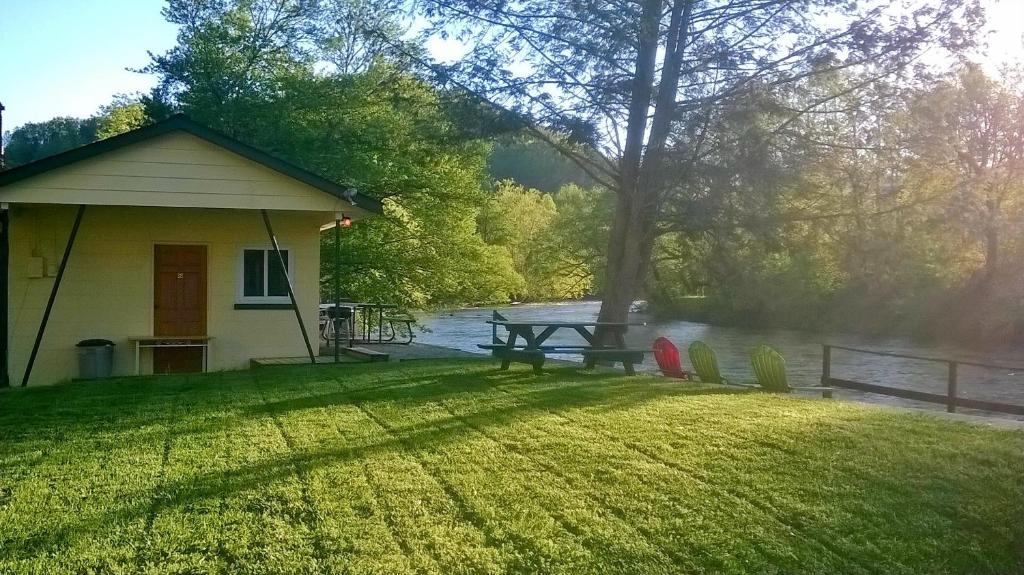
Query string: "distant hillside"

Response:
xmin=488 ymin=137 xmax=597 ymax=193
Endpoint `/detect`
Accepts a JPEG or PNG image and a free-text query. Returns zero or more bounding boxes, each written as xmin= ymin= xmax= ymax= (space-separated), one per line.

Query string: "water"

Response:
xmin=416 ymin=301 xmax=1024 ymax=420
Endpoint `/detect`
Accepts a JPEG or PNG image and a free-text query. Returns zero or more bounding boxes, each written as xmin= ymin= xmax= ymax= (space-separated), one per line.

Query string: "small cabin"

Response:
xmin=0 ymin=114 xmax=381 ymax=386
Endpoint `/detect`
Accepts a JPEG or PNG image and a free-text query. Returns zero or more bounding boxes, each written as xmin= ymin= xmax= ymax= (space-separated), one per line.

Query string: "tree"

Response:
xmin=3 ymin=96 xmax=150 ymax=167
xmin=146 ymin=0 xmax=523 ymax=307
xmin=910 ymin=64 xmax=1024 ymax=288
xmin=96 ymin=99 xmax=147 ymax=139
xmin=414 ymin=0 xmax=982 ymax=336
xmin=487 ymin=136 xmax=597 ymax=193
xmin=2 ymin=116 xmax=100 ymax=167
xmin=477 ymin=180 xmax=613 ymax=301
xmin=315 ymin=0 xmax=414 ymax=74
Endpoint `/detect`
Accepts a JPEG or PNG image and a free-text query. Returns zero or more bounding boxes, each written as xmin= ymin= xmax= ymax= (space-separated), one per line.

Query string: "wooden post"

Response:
xmin=0 ymin=207 xmax=9 ymax=387
xmin=947 ymin=361 xmax=958 ymax=413
xmin=22 ymin=205 xmax=85 ymax=386
xmin=260 ymin=210 xmax=316 ymax=365
xmin=333 ymin=217 xmax=341 ymax=363
xmin=821 ymin=344 xmax=833 ymax=399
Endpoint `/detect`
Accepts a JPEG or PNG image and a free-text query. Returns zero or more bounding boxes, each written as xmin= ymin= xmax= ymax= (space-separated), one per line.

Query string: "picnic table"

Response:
xmin=481 ymin=311 xmax=647 ymax=374
xmin=320 ymin=302 xmax=414 ymax=346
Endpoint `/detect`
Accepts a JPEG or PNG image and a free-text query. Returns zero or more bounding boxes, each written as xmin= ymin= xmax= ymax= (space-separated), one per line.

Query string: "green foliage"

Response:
xmin=488 ymin=136 xmax=597 ymax=193
xmin=96 ymin=101 xmax=147 ymax=139
xmin=647 ymin=65 xmax=1024 ymax=343
xmin=148 ymin=0 xmax=527 ymax=307
xmin=2 ymin=116 xmax=100 ymax=166
xmin=3 ymin=98 xmax=148 ymax=166
xmin=3 ymin=361 xmax=1023 ymax=573
xmin=477 ymin=181 xmax=610 ymax=301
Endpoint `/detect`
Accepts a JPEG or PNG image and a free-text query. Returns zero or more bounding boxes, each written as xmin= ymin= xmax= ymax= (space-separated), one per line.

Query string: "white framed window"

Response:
xmin=237 ymin=247 xmax=293 ymax=304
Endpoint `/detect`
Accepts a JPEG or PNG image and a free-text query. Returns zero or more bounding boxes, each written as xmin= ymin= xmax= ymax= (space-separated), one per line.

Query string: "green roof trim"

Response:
xmin=0 ymin=114 xmax=383 ymax=214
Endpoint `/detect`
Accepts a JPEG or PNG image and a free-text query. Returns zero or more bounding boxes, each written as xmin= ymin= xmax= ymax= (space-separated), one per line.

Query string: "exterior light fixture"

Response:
xmin=340 ymin=214 xmax=353 ymax=228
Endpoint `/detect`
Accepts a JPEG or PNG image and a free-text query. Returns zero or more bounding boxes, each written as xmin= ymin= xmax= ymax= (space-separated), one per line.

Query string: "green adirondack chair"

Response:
xmin=750 ymin=344 xmax=833 ymax=397
xmin=688 ymin=341 xmax=732 ymax=385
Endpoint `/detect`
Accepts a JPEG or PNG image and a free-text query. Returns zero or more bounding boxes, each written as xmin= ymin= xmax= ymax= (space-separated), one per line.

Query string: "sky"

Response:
xmin=1 ymin=0 xmax=1022 ymax=133
xmin=0 ymin=0 xmax=177 ymax=131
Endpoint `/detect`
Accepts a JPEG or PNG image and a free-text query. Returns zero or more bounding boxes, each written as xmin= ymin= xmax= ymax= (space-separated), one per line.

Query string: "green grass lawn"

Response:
xmin=1 ymin=359 xmax=1023 ymax=574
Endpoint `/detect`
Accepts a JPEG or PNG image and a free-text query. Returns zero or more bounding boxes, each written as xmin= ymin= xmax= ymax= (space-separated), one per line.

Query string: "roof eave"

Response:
xmin=0 ymin=114 xmax=384 ymax=215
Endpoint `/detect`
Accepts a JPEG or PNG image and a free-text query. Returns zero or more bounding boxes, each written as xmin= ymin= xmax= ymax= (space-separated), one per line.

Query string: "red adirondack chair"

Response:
xmin=653 ymin=337 xmax=691 ymax=379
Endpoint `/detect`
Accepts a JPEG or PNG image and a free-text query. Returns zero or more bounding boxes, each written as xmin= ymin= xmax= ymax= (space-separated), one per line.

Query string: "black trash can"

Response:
xmin=76 ymin=339 xmax=115 ymax=379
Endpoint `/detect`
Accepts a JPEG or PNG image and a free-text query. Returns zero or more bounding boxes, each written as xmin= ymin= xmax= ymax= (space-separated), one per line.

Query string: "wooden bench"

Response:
xmin=491 ymin=347 xmax=546 ymax=374
xmin=382 ymin=316 xmax=416 ymax=344
xmin=479 ymin=344 xmax=647 ymax=375
xmin=477 ymin=344 xmax=592 ymax=351
xmin=130 ymin=336 xmax=212 ymax=375
xmin=581 ymin=349 xmax=646 ymax=375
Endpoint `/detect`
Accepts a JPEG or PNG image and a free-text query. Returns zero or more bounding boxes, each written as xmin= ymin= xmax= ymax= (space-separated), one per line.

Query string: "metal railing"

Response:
xmin=822 ymin=344 xmax=1024 ymax=416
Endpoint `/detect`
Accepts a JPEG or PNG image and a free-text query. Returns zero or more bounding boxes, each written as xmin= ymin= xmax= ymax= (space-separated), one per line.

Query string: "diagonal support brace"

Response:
xmin=23 ymin=205 xmax=86 ymax=386
xmin=260 ymin=210 xmax=317 ymax=364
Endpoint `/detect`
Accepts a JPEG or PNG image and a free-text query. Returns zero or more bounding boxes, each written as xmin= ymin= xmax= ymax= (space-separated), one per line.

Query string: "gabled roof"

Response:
xmin=0 ymin=114 xmax=383 ymax=214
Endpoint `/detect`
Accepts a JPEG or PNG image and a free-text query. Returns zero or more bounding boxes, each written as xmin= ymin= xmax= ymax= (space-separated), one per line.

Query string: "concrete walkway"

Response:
xmin=319 ymin=341 xmax=480 ymax=362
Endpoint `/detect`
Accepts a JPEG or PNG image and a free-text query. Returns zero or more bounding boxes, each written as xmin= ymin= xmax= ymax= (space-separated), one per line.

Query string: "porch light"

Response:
xmin=340 ymin=214 xmax=353 ymax=228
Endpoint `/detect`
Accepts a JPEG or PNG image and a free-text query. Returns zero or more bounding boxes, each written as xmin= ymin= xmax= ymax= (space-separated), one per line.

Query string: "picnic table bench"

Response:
xmin=481 ymin=311 xmax=647 ymax=374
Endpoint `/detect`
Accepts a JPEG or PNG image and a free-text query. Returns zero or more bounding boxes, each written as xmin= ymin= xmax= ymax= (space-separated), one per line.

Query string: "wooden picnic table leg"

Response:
xmin=615 ymin=328 xmax=631 ymax=372
xmin=500 ymin=327 xmax=520 ymax=371
xmin=612 ymin=328 xmax=627 ymax=349
xmin=522 ymin=327 xmax=545 ymax=374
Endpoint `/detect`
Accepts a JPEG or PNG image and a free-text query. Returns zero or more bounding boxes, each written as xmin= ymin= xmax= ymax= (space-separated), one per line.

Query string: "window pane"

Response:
xmin=267 ymin=250 xmax=290 ymax=297
xmin=243 ymin=249 xmax=264 ymax=297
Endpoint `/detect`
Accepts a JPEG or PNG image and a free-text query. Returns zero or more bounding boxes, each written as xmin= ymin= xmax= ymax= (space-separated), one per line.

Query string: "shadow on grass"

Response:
xmin=2 ymin=360 xmax=738 ymax=560
xmin=7 ymin=360 xmax=1021 ymax=573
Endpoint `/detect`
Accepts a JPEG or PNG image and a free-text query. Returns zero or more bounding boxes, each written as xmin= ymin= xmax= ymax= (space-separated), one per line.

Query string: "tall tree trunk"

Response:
xmin=984 ymin=220 xmax=999 ymax=285
xmin=982 ymin=193 xmax=1000 ymax=287
xmin=598 ymin=188 xmax=658 ymax=325
xmin=596 ymin=0 xmax=690 ymax=334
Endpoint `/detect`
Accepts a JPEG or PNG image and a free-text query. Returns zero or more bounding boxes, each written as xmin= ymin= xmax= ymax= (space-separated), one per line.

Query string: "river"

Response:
xmin=414 ymin=301 xmax=1024 ymax=420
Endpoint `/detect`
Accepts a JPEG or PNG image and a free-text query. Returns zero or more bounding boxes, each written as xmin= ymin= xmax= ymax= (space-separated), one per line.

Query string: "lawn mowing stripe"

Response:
xmin=474 ymin=378 xmax=875 ymax=574
xmin=436 ymin=368 xmax=802 ymax=568
xmin=497 ymin=368 xmax=1024 ymax=568
xmin=493 ymin=376 xmax=1023 ymax=573
xmin=253 ymin=369 xmax=331 ymax=575
xmin=430 ymin=395 xmax=701 ymax=574
xmin=350 ymin=366 xmax=737 ymax=572
xmin=473 ymin=381 xmax=820 ymax=572
xmin=352 ymin=389 xmax=630 ymax=574
xmin=346 ymin=368 xmax=627 ymax=573
xmin=0 ymin=381 xmax=171 ymax=572
xmin=678 ymin=407 xmax=1024 ymax=570
xmin=349 ymin=395 xmax=513 ymax=573
xmin=356 ymin=458 xmax=420 ymax=568
xmin=536 ymin=401 xmax=878 ymax=571
xmin=136 ymin=371 xmax=241 ymax=573
xmin=268 ymin=366 xmax=421 ymax=574
xmin=503 ymin=385 xmax=910 ymax=573
xmin=3 ymin=360 xmax=1023 ymax=574
xmin=138 ymin=370 xmax=316 ymax=572
xmin=554 ymin=385 xmax=1024 ymax=569
xmin=133 ymin=410 xmax=175 ymax=570
xmin=268 ymin=365 xmax=494 ymax=573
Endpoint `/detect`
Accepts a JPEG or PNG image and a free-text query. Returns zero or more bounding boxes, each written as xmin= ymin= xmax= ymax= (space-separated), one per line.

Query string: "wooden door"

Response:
xmin=153 ymin=245 xmax=206 ymax=373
